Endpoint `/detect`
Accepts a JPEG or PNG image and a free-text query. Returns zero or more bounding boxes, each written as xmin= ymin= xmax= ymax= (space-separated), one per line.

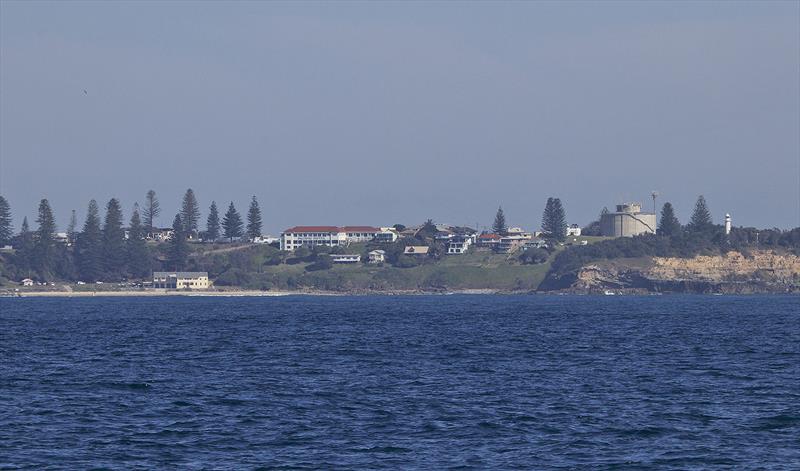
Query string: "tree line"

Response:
xmin=491 ymin=197 xmax=568 ymax=241
xmin=0 ymin=190 xmax=265 ymax=282
xmin=550 ymin=195 xmax=800 ymax=275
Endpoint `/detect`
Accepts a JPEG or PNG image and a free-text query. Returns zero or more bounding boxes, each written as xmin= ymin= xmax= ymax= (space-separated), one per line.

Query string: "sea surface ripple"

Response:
xmin=1 ymin=295 xmax=799 ymax=469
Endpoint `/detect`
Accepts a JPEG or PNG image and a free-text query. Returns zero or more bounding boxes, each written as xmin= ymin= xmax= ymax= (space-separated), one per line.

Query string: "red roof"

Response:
xmin=341 ymin=226 xmax=380 ymax=233
xmin=479 ymin=233 xmax=501 ymax=239
xmin=283 ymin=225 xmax=381 ymax=234
xmin=284 ymin=226 xmax=341 ymax=233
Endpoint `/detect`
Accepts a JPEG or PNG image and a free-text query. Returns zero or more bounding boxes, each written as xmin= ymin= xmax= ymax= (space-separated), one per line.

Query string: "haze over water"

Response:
xmin=2 ymin=295 xmax=798 ymax=468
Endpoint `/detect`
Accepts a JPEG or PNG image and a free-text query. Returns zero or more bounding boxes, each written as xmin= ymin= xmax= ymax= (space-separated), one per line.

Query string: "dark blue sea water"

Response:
xmin=1 ymin=295 xmax=799 ymax=469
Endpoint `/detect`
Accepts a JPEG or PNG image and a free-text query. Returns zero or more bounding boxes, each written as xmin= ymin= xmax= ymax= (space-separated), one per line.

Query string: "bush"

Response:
xmin=306 ymin=255 xmax=333 ymax=271
xmin=519 ymin=248 xmax=549 ymax=265
xmin=394 ymin=256 xmax=419 ymax=268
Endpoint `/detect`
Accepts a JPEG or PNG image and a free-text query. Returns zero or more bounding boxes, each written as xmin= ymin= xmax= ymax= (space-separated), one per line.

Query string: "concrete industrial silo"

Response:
xmin=600 ymin=202 xmax=657 ymax=237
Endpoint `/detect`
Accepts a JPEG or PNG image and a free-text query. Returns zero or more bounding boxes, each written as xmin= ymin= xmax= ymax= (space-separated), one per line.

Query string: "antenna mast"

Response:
xmin=651 ymin=191 xmax=659 ymax=227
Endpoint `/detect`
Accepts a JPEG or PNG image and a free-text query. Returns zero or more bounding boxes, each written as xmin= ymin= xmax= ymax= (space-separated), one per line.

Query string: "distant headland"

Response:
xmin=1 ymin=190 xmax=798 ymax=295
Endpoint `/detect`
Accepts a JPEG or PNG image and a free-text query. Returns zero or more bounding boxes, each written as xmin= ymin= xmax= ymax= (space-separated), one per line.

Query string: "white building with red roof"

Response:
xmin=280 ymin=226 xmax=383 ymax=251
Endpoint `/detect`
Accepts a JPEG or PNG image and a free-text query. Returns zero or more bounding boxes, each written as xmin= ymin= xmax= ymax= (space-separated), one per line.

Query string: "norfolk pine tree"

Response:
xmin=688 ymin=195 xmax=713 ymax=233
xmin=541 ymin=197 xmax=567 ymax=241
xmin=34 ymin=199 xmax=57 ymax=280
xmin=143 ymin=190 xmax=160 ymax=232
xmin=167 ymin=214 xmax=190 ymax=270
xmin=206 ymin=201 xmax=221 ymax=242
xmin=181 ymin=189 xmax=201 ymax=236
xmin=222 ymin=202 xmax=244 ymax=242
xmin=0 ymin=195 xmax=12 ymax=246
xmin=77 ymin=200 xmax=103 ymax=281
xmin=658 ymin=202 xmax=682 ymax=237
xmin=66 ymin=209 xmax=78 ymax=245
xmin=492 ymin=206 xmax=507 ymax=235
xmin=126 ymin=204 xmax=151 ymax=278
xmin=15 ymin=217 xmax=34 ymax=277
xmin=247 ymin=196 xmax=263 ymax=241
xmin=102 ymin=198 xmax=126 ymax=279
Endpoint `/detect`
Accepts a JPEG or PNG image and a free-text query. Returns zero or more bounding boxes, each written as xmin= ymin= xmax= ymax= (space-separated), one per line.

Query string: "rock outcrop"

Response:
xmin=541 ymin=250 xmax=800 ymax=294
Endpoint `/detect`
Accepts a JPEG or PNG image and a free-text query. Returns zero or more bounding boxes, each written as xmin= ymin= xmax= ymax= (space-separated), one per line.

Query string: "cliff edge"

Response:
xmin=540 ymin=250 xmax=800 ymax=293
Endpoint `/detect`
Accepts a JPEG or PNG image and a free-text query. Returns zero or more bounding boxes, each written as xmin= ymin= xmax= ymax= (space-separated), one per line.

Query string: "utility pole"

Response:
xmin=651 ymin=191 xmax=659 ymax=227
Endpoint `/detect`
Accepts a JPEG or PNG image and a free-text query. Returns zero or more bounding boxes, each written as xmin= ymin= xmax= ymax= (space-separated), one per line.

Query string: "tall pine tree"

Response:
xmin=77 ymin=200 xmax=103 ymax=281
xmin=66 ymin=209 xmax=78 ymax=245
xmin=15 ymin=217 xmax=35 ymax=278
xmin=246 ymin=196 xmax=263 ymax=241
xmin=658 ymin=202 xmax=682 ymax=237
xmin=143 ymin=189 xmax=160 ymax=232
xmin=541 ymin=197 xmax=567 ymax=241
xmin=206 ymin=201 xmax=220 ymax=242
xmin=126 ymin=204 xmax=151 ymax=279
xmin=0 ymin=195 xmax=12 ymax=246
xmin=34 ymin=199 xmax=57 ymax=280
xmin=167 ymin=213 xmax=190 ymax=270
xmin=688 ymin=195 xmax=713 ymax=233
xmin=222 ymin=202 xmax=244 ymax=242
xmin=492 ymin=206 xmax=507 ymax=235
xmin=102 ymin=198 xmax=126 ymax=280
xmin=181 ymin=189 xmax=201 ymax=236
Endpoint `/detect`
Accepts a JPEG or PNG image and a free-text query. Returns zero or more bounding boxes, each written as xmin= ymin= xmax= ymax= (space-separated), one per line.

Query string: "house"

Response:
xmin=146 ymin=228 xmax=174 ymax=242
xmin=152 ymin=272 xmax=210 ymax=290
xmin=330 ymin=254 xmax=361 ymax=264
xmin=374 ymin=229 xmax=398 ymax=243
xmin=447 ymin=235 xmax=473 ymax=255
xmin=368 ymin=250 xmax=386 ymax=263
xmin=404 ymin=246 xmax=430 ymax=256
xmin=435 ymin=232 xmax=455 ymax=241
xmin=496 ymin=235 xmax=530 ymax=253
xmin=524 ymin=239 xmax=548 ymax=250
xmin=476 ymin=233 xmax=502 ymax=247
xmin=252 ymin=235 xmax=279 ymax=244
xmin=566 ymin=224 xmax=582 ymax=237
xmin=507 ymin=227 xmax=534 ymax=238
xmin=21 ymin=278 xmax=34 ymax=286
xmin=280 ymin=226 xmax=383 ymax=251
xmin=55 ymin=232 xmax=70 ymax=244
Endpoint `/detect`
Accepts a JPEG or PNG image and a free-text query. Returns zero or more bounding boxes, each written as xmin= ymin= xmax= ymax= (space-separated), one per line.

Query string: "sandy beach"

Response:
xmin=2 ymin=289 xmax=319 ymax=298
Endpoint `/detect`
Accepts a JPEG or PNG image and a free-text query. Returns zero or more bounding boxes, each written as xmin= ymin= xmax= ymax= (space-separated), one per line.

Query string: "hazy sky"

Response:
xmin=1 ymin=1 xmax=798 ymax=234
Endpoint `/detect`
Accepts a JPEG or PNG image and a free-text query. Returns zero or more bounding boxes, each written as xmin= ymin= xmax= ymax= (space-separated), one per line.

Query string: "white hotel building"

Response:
xmin=280 ymin=226 xmax=384 ymax=251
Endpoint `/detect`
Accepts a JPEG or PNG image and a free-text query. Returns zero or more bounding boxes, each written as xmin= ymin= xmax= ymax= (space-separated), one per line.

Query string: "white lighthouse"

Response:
xmin=725 ymin=213 xmax=731 ymax=235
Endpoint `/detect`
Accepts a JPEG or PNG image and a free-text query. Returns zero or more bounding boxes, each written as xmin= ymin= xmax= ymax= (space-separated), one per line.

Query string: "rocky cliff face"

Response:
xmin=543 ymin=250 xmax=800 ymax=293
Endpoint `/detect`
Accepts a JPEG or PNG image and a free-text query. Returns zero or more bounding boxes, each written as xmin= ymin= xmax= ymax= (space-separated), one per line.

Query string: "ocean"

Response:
xmin=1 ymin=295 xmax=798 ymax=469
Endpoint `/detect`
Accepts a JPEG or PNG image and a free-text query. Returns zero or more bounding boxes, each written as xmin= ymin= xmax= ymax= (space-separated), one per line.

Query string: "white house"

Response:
xmin=330 ymin=254 xmax=361 ymax=264
xmin=21 ymin=278 xmax=34 ymax=286
xmin=566 ymin=224 xmax=582 ymax=237
xmin=368 ymin=250 xmax=386 ymax=263
xmin=447 ymin=235 xmax=473 ymax=254
xmin=374 ymin=229 xmax=399 ymax=243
